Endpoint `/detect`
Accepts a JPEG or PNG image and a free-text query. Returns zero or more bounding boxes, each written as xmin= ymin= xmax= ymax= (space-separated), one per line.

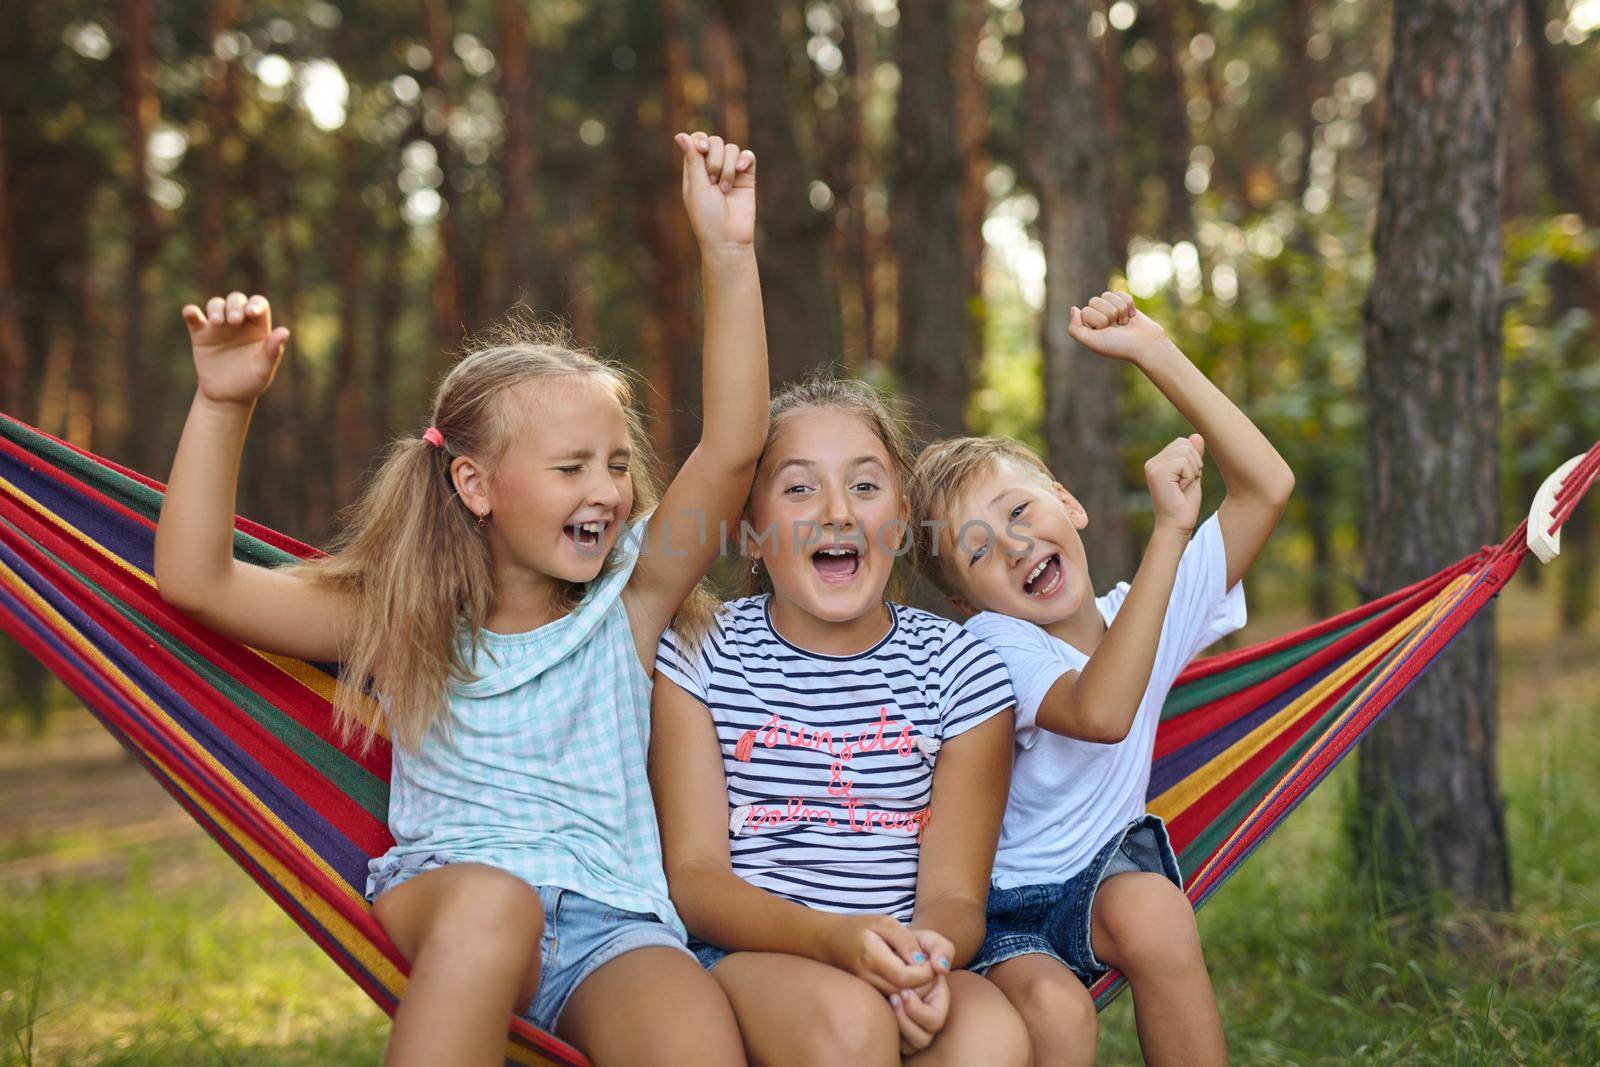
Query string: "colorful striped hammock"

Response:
xmin=0 ymin=411 xmax=1594 ymax=1067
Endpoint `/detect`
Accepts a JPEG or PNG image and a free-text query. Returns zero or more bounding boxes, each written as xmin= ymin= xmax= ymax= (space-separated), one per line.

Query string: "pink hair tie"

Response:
xmin=422 ymin=426 xmax=445 ymax=449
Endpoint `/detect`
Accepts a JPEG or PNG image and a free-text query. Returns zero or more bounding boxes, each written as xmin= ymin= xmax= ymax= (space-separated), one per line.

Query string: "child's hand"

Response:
xmin=1068 ymin=290 xmax=1168 ymax=364
xmin=822 ymin=914 xmax=936 ymax=996
xmin=891 ymin=972 xmax=951 ymax=1055
xmin=180 ymin=293 xmax=290 ymax=408
xmin=1146 ymin=433 xmax=1205 ymax=536
xmin=907 ymin=927 xmax=955 ymax=982
xmin=676 ymin=131 xmax=756 ymax=250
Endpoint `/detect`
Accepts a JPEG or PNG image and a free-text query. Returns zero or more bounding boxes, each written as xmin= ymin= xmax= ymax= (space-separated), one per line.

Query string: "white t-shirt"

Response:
xmin=656 ymin=595 xmax=1015 ymax=920
xmin=963 ymin=513 xmax=1246 ymax=888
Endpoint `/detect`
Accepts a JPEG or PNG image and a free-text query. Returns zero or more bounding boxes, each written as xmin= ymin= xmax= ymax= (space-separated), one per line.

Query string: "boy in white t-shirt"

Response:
xmin=907 ymin=291 xmax=1294 ymax=1067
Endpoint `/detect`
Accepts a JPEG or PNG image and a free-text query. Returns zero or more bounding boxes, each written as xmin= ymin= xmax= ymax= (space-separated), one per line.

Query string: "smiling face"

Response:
xmin=747 ymin=406 xmax=907 ymax=641
xmin=939 ymin=457 xmax=1095 ymax=627
xmin=455 ymin=374 xmax=636 ymax=588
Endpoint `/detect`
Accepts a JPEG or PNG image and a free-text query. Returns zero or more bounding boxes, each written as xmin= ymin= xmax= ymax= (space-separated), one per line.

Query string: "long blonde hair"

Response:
xmin=673 ymin=371 xmax=915 ymax=648
xmin=297 ymin=319 xmax=662 ymax=752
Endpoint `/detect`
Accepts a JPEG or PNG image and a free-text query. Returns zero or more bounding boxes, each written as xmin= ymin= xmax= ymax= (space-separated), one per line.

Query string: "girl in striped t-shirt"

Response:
xmin=652 ymin=377 xmax=1029 ymax=1065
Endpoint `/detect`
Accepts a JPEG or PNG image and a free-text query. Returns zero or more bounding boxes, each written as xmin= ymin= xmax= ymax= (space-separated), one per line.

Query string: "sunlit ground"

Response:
xmin=1 ymin=571 xmax=1596 ymax=1065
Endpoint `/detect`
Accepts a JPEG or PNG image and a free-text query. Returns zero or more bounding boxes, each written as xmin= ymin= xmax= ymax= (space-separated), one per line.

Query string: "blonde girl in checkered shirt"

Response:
xmin=154 ymin=133 xmax=765 ymax=1066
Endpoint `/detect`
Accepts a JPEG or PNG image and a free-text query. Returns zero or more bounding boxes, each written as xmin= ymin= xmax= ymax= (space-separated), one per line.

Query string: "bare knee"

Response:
xmin=992 ymin=966 xmax=1094 ymax=1062
xmin=412 ymin=865 xmax=544 ymax=971
xmin=915 ymin=972 xmax=1030 ymax=1067
xmin=1009 ymin=967 xmax=1098 ymax=1053
xmin=1095 ymin=875 xmax=1202 ymax=978
xmin=800 ymin=976 xmax=900 ymax=1062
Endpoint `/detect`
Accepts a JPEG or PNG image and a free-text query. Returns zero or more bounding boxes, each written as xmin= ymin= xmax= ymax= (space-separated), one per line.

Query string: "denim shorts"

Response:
xmin=969 ymin=813 xmax=1183 ymax=983
xmin=688 ymin=938 xmax=732 ymax=971
xmin=368 ymin=854 xmax=691 ymax=1031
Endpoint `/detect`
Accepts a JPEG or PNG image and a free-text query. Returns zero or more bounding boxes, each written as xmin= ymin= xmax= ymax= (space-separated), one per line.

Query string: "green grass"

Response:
xmin=0 ymin=836 xmax=386 ymax=1065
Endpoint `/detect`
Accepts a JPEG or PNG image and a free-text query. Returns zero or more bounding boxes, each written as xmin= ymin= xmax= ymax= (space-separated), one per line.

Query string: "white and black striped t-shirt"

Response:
xmin=655 ymin=595 xmax=1015 ymax=921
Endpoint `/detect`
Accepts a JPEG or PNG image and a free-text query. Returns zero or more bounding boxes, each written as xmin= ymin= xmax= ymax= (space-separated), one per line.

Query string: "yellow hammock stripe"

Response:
xmin=1147 ymin=573 xmax=1474 ymax=823
xmin=0 ymin=551 xmax=368 ymax=908
xmin=1188 ymin=571 xmax=1478 ymax=881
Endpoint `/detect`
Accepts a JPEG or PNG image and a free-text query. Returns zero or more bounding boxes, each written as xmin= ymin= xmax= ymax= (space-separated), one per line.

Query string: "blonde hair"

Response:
xmin=907 ymin=435 xmax=1056 ymax=597
xmin=295 ymin=319 xmax=664 ymax=752
xmin=672 ymin=371 xmax=916 ymax=648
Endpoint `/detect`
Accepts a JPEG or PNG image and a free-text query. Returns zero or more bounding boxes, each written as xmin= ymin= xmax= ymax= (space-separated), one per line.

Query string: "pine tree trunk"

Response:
xmin=198 ymin=0 xmax=239 ymax=292
xmin=894 ymin=0 xmax=970 ymax=438
xmin=119 ymin=0 xmax=161 ymax=469
xmin=1022 ymin=0 xmax=1129 ymax=586
xmin=1354 ymin=0 xmax=1512 ymax=914
xmin=0 ymin=113 xmax=27 ymax=413
xmin=495 ymin=0 xmax=536 ymax=311
xmin=424 ymin=0 xmax=466 ymax=377
xmin=953 ymin=0 xmax=990 ymax=375
xmin=1149 ymin=0 xmax=1193 ymax=238
xmin=731 ymin=0 xmax=836 ymax=386
xmin=330 ymin=58 xmax=367 ymax=509
xmin=658 ymin=0 xmax=699 ymax=467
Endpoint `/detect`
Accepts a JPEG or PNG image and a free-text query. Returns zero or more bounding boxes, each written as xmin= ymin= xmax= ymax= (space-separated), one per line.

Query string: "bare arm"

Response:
xmin=910 ymin=710 xmax=1014 ymax=966
xmin=628 ymin=134 xmax=769 ymax=662
xmin=1136 ymin=341 xmax=1294 ymax=588
xmin=154 ymin=293 xmax=356 ymax=662
xmin=1035 ymin=528 xmax=1187 ymax=742
xmin=1070 ymin=292 xmax=1295 ymax=588
xmin=1035 ymin=434 xmax=1206 ymax=742
xmin=649 ymin=673 xmax=933 ymax=994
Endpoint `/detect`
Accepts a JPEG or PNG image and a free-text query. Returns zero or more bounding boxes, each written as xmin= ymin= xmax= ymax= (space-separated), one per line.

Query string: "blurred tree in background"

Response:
xmin=0 ymin=0 xmax=1596 ymax=905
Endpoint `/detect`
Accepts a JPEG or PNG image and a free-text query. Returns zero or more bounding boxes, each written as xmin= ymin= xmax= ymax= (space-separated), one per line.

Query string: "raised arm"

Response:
xmin=154 ymin=293 xmax=356 ymax=662
xmin=1069 ymin=291 xmax=1295 ymax=588
xmin=627 ymin=133 xmax=769 ymax=661
xmin=1035 ymin=436 xmax=1203 ymax=742
xmin=648 ymin=673 xmax=934 ymax=996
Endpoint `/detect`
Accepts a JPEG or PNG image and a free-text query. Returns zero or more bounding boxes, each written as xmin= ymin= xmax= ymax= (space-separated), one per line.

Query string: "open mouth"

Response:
xmin=563 ymin=520 xmax=607 ymax=552
xmin=1022 ymin=553 xmax=1063 ymax=597
xmin=811 ymin=542 xmax=862 ymax=584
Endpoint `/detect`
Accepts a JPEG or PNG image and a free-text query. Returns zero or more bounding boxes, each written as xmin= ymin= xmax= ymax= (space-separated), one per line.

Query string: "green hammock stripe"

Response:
xmin=16 ymin=521 xmax=387 ymax=818
xmin=1174 ymin=633 xmax=1416 ymax=877
xmin=0 ymin=416 xmax=300 ymax=570
xmin=1161 ymin=620 xmax=1365 ymax=721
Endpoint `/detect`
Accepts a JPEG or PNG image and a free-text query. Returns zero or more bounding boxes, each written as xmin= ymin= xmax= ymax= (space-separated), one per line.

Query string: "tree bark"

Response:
xmin=119 ymin=0 xmax=162 ymax=469
xmin=198 ymin=0 xmax=239 ymax=292
xmin=330 ymin=27 xmax=367 ymax=510
xmin=1149 ymin=0 xmax=1193 ymax=238
xmin=730 ymin=0 xmax=836 ymax=386
xmin=894 ymin=0 xmax=970 ymax=439
xmin=495 ymin=0 xmax=537 ymax=311
xmin=953 ymin=0 xmax=990 ymax=373
xmin=424 ymin=0 xmax=466 ymax=378
xmin=1022 ymin=0 xmax=1130 ymax=586
xmin=0 ymin=113 xmax=27 ymax=413
xmin=656 ymin=0 xmax=699 ymax=467
xmin=1355 ymin=0 xmax=1513 ymax=913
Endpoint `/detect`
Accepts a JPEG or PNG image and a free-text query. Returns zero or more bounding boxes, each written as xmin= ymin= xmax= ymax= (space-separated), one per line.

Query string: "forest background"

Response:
xmin=0 ymin=0 xmax=1597 ymax=1063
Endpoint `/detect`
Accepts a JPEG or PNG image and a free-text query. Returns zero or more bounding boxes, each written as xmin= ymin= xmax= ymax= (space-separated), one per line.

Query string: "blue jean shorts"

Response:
xmin=368 ymin=854 xmax=691 ymax=1031
xmin=969 ymin=813 xmax=1183 ymax=983
xmin=687 ymin=938 xmax=732 ymax=971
